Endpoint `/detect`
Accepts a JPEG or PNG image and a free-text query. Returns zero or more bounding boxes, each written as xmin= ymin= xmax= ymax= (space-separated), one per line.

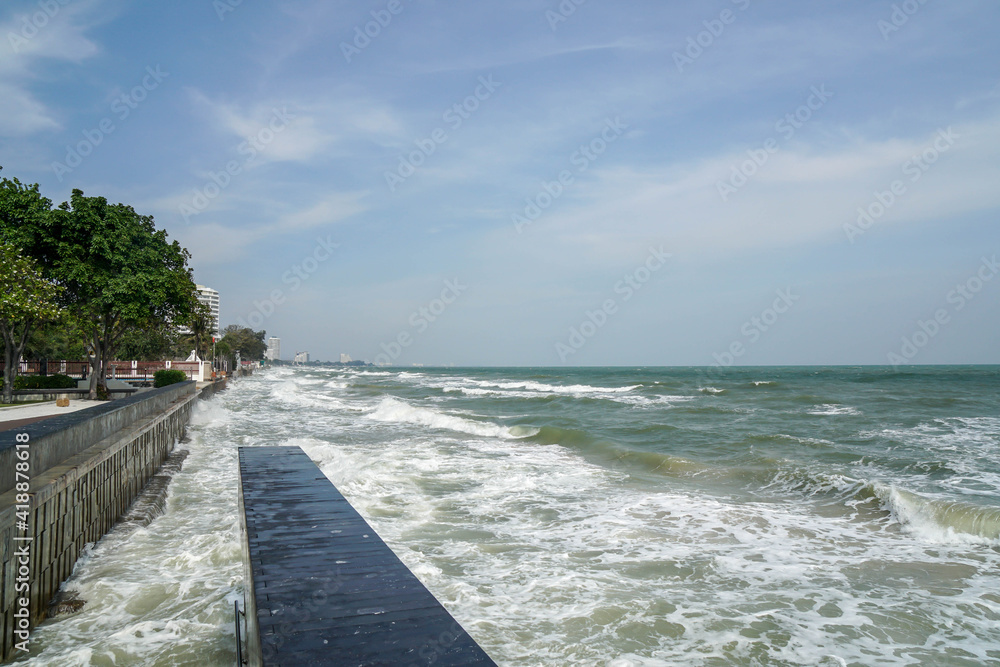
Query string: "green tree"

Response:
xmin=183 ymin=301 xmax=214 ymax=361
xmin=24 ymin=315 xmax=88 ymax=361
xmin=214 ymin=339 xmax=232 ymax=371
xmin=220 ymin=325 xmax=267 ymax=361
xmin=45 ymin=190 xmax=199 ymax=399
xmin=0 ymin=169 xmax=53 ymax=260
xmin=115 ymin=316 xmax=180 ymax=361
xmin=0 ymin=243 xmax=63 ymax=403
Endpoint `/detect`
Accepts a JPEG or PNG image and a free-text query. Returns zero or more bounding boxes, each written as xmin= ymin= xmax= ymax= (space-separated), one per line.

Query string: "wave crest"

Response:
xmin=876 ymin=484 xmax=1000 ymax=544
xmin=366 ymin=397 xmax=526 ymax=439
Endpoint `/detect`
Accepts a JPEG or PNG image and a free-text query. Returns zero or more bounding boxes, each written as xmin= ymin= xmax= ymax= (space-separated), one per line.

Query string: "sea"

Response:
xmin=15 ymin=365 xmax=1000 ymax=666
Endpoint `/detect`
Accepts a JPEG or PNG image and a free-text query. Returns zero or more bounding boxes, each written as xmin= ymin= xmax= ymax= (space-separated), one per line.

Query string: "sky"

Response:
xmin=1 ymin=0 xmax=998 ymax=366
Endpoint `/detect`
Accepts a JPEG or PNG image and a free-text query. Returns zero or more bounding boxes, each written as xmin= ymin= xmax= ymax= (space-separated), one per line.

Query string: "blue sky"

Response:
xmin=2 ymin=0 xmax=998 ymax=366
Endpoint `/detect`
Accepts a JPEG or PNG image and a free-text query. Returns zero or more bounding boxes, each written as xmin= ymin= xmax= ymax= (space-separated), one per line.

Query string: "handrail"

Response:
xmin=14 ymin=388 xmax=138 ymax=396
xmin=235 ymin=600 xmax=246 ymax=666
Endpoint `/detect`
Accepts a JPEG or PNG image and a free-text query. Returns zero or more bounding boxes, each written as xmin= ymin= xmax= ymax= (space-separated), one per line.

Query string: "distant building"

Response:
xmin=293 ymin=351 xmax=310 ymax=364
xmin=196 ymin=285 xmax=220 ymax=338
xmin=177 ymin=284 xmax=220 ymax=338
xmin=266 ymin=337 xmax=281 ymax=361
xmin=340 ymin=353 xmax=352 ymax=364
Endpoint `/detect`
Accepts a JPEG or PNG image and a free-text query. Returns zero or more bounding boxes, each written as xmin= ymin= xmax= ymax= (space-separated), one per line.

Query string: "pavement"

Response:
xmin=1 ymin=379 xmax=220 ymax=434
xmin=0 ymin=399 xmax=103 ymax=433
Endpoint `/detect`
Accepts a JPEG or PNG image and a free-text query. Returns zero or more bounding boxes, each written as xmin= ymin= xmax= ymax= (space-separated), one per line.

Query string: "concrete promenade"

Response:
xmin=0 ymin=400 xmax=104 ymax=433
xmin=0 ymin=381 xmax=219 ymax=433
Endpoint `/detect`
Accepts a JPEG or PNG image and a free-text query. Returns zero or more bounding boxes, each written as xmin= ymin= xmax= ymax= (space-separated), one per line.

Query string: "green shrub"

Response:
xmin=13 ymin=374 xmax=77 ymax=390
xmin=153 ymin=369 xmax=188 ymax=388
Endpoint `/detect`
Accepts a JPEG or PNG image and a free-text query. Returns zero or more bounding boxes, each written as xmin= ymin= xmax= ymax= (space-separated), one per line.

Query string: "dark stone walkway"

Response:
xmin=0 ymin=414 xmax=55 ymax=432
xmin=238 ymin=446 xmax=497 ymax=666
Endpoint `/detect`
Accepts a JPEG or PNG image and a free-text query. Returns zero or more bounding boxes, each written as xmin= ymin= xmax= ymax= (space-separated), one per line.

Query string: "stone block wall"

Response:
xmin=0 ymin=383 xmax=197 ymax=661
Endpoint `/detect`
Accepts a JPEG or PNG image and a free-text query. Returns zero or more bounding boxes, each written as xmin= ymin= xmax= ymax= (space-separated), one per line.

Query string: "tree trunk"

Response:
xmin=99 ymin=317 xmax=113 ymax=398
xmin=1 ymin=329 xmax=14 ymax=405
xmin=88 ymin=330 xmax=101 ymax=400
xmin=0 ymin=319 xmax=33 ymax=404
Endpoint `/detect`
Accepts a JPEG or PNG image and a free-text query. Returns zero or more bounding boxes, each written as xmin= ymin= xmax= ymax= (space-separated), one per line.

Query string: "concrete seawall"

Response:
xmin=0 ymin=381 xmax=203 ymax=661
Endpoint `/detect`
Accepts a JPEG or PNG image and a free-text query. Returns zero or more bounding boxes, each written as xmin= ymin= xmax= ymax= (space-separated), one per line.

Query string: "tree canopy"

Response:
xmin=0 ymin=243 xmax=63 ymax=402
xmin=0 ymin=167 xmax=201 ymax=399
xmin=44 ymin=190 xmax=199 ymax=396
xmin=220 ymin=325 xmax=268 ymax=361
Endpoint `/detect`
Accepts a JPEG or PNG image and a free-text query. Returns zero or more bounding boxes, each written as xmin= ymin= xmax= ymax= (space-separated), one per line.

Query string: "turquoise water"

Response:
xmin=19 ymin=366 xmax=1000 ymax=666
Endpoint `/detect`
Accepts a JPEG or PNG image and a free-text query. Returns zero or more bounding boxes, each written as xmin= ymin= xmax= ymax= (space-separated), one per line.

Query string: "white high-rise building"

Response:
xmin=195 ymin=285 xmax=220 ymax=338
xmin=340 ymin=353 xmax=352 ymax=364
xmin=293 ymin=351 xmax=310 ymax=364
xmin=177 ymin=284 xmax=220 ymax=338
xmin=266 ymin=337 xmax=281 ymax=361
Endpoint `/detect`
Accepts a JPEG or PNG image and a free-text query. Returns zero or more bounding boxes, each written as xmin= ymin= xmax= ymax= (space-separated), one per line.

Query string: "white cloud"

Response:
xmin=0 ymin=1 xmax=104 ymax=136
xmin=0 ymin=2 xmax=101 ymax=69
xmin=153 ymin=190 xmax=368 ymax=266
xmin=279 ymin=192 xmax=369 ymax=231
xmin=484 ymin=115 xmax=1000 ymax=269
xmin=0 ymin=82 xmax=59 ymax=135
xmin=186 ymin=88 xmax=405 ymax=164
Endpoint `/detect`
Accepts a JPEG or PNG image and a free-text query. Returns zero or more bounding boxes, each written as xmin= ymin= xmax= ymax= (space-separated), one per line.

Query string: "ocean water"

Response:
xmin=17 ymin=366 xmax=1000 ymax=666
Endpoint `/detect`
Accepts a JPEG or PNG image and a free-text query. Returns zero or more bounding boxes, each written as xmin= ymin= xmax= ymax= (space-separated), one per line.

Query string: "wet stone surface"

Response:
xmin=238 ymin=446 xmax=497 ymax=666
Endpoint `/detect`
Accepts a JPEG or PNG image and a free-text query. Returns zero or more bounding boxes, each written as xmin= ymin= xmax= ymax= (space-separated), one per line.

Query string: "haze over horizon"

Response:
xmin=2 ymin=0 xmax=998 ymax=366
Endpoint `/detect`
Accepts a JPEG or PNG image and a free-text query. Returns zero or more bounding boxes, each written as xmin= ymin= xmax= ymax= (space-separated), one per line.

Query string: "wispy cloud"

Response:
xmin=484 ymin=114 xmax=1000 ymax=266
xmin=0 ymin=0 xmax=106 ymax=136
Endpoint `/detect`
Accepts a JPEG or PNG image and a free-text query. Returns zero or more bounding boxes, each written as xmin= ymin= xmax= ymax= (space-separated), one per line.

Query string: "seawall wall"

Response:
xmin=0 ymin=381 xmax=200 ymax=661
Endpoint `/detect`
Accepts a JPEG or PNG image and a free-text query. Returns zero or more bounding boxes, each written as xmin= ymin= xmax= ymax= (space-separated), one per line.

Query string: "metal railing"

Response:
xmin=0 ymin=360 xmax=207 ymax=382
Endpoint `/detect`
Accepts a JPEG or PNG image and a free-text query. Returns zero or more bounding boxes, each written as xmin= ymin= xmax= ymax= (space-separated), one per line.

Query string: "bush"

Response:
xmin=153 ymin=369 xmax=188 ymax=388
xmin=13 ymin=374 xmax=77 ymax=390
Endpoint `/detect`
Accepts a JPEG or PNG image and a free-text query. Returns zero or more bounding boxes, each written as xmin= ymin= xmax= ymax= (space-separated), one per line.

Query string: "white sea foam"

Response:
xmin=269 ymin=379 xmax=358 ymax=412
xmin=20 ymin=394 xmax=244 ymax=665
xmin=329 ymin=430 xmax=1000 ymax=666
xmin=610 ymin=394 xmax=696 ymax=407
xmin=420 ymin=376 xmax=646 ymax=402
xmin=873 ymin=417 xmax=1000 ymax=497
xmin=808 ymin=404 xmax=861 ymax=416
xmin=442 ymin=385 xmax=539 ymax=399
xmin=28 ymin=367 xmax=1000 ymax=667
xmin=366 ymin=397 xmax=517 ymax=439
xmin=482 ymin=380 xmax=641 ymax=395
